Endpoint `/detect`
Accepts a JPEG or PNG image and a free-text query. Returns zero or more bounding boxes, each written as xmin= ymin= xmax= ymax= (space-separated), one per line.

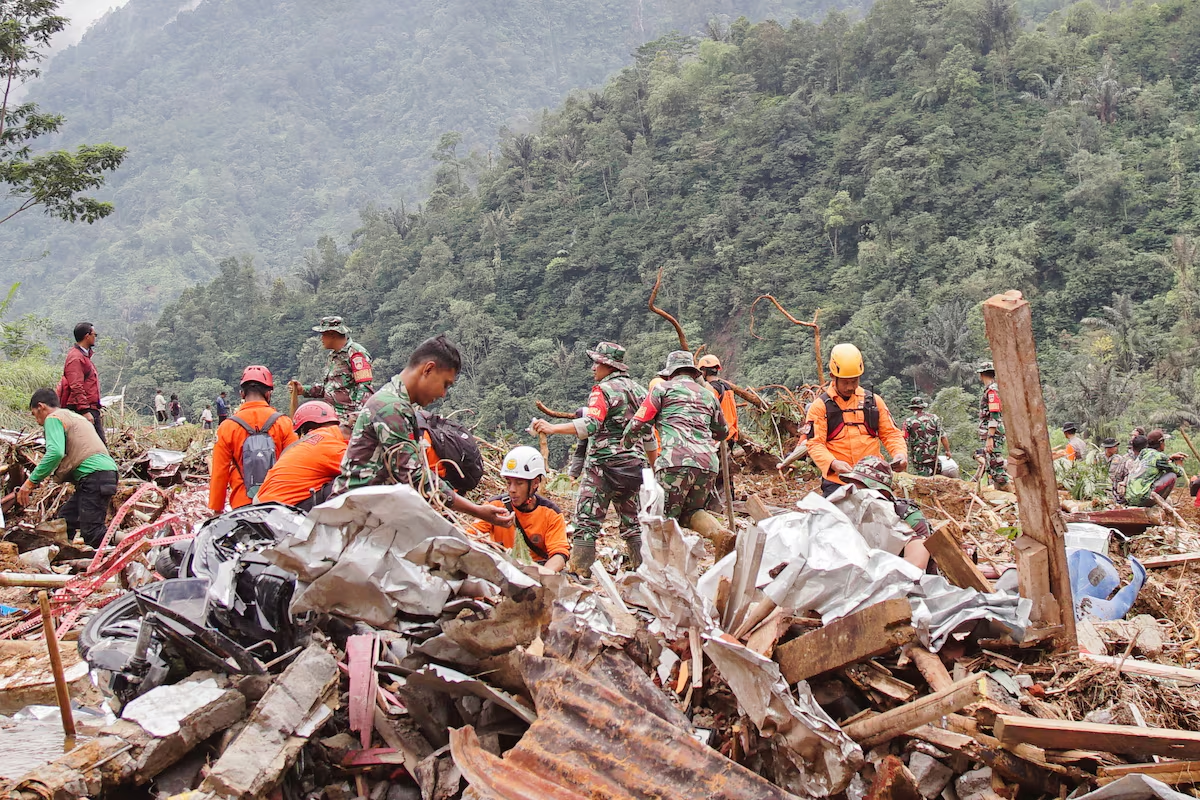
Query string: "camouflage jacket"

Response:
xmin=623 ymin=376 xmax=728 ymax=472
xmin=903 ymin=411 xmax=943 ymax=464
xmin=332 ymin=375 xmax=451 ymax=498
xmin=303 ymin=339 xmax=374 ymax=417
xmin=1125 ymin=447 xmax=1183 ymax=505
xmin=575 ymin=373 xmax=653 ymax=465
xmin=978 ymin=381 xmax=1004 ymax=436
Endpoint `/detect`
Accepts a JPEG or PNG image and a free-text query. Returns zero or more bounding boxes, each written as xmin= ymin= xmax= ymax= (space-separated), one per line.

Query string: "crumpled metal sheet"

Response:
xmin=697 ymin=495 xmax=1030 ymax=651
xmin=452 ymin=651 xmax=802 ymax=800
xmin=624 ymin=515 xmax=717 ymax=638
xmin=826 ymin=484 xmax=912 ymax=556
xmin=265 ymin=486 xmax=538 ymax=626
xmin=909 ymin=574 xmax=1031 ymax=650
xmin=704 ymin=633 xmax=863 ymax=798
xmin=1075 ymin=775 xmax=1193 ymax=800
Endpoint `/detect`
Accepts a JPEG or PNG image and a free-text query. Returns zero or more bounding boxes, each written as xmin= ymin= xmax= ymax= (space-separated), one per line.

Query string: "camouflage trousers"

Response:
xmin=658 ymin=465 xmax=717 ymax=523
xmin=980 ymin=431 xmax=1008 ymax=485
xmin=574 ymin=461 xmax=640 ymax=543
xmin=910 ymin=457 xmax=937 ymax=478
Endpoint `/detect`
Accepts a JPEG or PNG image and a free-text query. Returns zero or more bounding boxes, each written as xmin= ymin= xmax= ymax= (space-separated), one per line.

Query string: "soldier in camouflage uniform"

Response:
xmin=532 ymin=342 xmax=658 ymax=573
xmin=623 ymin=351 xmax=728 ymax=526
xmin=976 ymin=361 xmax=1011 ymax=490
xmin=290 ymin=316 xmax=374 ymax=433
xmin=902 ymin=396 xmax=951 ymax=478
xmin=332 ymin=334 xmax=512 ymax=527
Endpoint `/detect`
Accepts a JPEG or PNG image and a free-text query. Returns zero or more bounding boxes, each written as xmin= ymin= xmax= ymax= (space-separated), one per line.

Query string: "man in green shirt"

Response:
xmin=18 ymin=388 xmax=120 ymax=547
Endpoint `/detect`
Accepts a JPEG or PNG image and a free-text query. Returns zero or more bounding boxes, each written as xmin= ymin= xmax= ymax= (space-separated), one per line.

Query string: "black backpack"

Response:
xmin=230 ymin=412 xmax=282 ymax=499
xmin=416 ymin=410 xmax=484 ymax=494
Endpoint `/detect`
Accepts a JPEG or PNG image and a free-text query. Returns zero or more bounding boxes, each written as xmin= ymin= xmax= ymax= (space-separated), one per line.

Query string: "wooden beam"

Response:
xmin=908 ymin=646 xmax=953 ymax=692
xmin=775 ymin=599 xmax=916 ymax=683
xmin=981 ymin=291 xmax=1077 ymax=650
xmin=995 ymin=716 xmax=1200 ymax=759
xmin=1079 ymin=652 xmax=1200 ymax=685
xmin=1012 ymin=535 xmax=1061 ymax=628
xmin=844 ymin=673 xmax=989 ymax=749
xmin=845 ymin=661 xmax=918 ymax=703
xmin=1099 ymin=761 xmax=1200 ymax=785
xmin=743 ymin=495 xmax=773 ymax=523
xmin=865 ymin=755 xmax=921 ymax=800
xmin=1140 ymin=552 xmax=1200 ymax=570
xmin=925 ymin=526 xmax=992 ymax=593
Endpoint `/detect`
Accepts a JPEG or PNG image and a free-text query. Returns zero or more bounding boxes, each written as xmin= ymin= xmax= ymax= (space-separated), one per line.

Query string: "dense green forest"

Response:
xmin=102 ymin=0 xmax=1200 ymax=465
xmin=0 ymin=0 xmax=855 ymax=325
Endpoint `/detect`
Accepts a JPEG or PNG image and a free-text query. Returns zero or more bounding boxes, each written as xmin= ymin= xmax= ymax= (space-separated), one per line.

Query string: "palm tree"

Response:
xmin=1081 ymin=293 xmax=1141 ymax=372
xmin=904 ymin=301 xmax=976 ymax=390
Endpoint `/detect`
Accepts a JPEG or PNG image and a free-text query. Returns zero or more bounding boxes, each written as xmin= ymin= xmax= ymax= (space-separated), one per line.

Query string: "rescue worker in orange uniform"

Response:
xmin=474 ymin=446 xmax=570 ymax=575
xmin=698 ymin=354 xmax=739 ymax=442
xmin=255 ymin=401 xmax=346 ymax=510
xmin=803 ymin=343 xmax=907 ymax=497
xmin=209 ymin=366 xmax=298 ymax=514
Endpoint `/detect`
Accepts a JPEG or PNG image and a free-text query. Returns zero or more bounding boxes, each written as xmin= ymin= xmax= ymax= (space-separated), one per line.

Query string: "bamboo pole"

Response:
xmin=38 ymin=591 xmax=76 ymax=739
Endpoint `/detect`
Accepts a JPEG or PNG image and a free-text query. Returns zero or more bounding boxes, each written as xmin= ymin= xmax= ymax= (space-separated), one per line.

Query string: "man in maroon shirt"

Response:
xmin=59 ymin=322 xmax=104 ymax=443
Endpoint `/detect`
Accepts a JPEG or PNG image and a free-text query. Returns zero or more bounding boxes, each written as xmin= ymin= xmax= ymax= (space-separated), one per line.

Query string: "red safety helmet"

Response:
xmin=240 ymin=365 xmax=274 ymax=389
xmin=293 ymin=401 xmax=337 ymax=429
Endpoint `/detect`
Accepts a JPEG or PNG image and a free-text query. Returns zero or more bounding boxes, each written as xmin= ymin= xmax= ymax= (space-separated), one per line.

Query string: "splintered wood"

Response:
xmin=775 ymin=599 xmax=915 ymax=683
xmin=981 ymin=291 xmax=1077 ymax=648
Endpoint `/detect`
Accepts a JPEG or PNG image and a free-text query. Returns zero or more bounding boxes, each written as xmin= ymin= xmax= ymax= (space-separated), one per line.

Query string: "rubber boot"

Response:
xmin=625 ymin=535 xmax=644 ymax=570
xmin=687 ymin=509 xmax=735 ymax=560
xmin=570 ymin=540 xmax=597 ymax=577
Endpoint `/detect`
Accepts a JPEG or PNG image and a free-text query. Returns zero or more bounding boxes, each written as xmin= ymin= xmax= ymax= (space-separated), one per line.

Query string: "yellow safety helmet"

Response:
xmin=829 ymin=343 xmax=864 ymax=378
xmin=697 ymin=354 xmax=722 ymax=370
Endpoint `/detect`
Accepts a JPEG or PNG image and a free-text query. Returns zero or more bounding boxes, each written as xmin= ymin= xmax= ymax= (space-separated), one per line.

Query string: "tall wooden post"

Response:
xmin=981 ymin=291 xmax=1077 ymax=650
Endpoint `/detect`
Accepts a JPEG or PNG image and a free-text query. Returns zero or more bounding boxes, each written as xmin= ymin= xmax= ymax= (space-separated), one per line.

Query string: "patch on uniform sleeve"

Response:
xmin=986 ymin=388 xmax=1002 ymax=413
xmin=586 ymin=387 xmax=609 ymax=421
xmin=350 ymin=352 xmax=373 ymax=384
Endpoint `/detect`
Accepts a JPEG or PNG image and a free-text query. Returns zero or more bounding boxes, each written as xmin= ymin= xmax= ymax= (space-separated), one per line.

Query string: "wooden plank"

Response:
xmin=908 ymin=645 xmax=953 ymax=692
xmin=865 ymin=755 xmax=921 ymax=800
xmin=1079 ymin=652 xmax=1200 ymax=685
xmin=1099 ymin=760 xmax=1200 ymax=785
xmin=1013 ymin=535 xmax=1062 ymax=628
xmin=1141 ymin=552 xmax=1200 ymax=570
xmin=925 ymin=526 xmax=992 ymax=593
xmin=995 ymin=716 xmax=1200 ymax=759
xmin=775 ymin=599 xmax=916 ymax=684
xmin=981 ymin=291 xmax=1077 ymax=650
xmin=844 ymin=673 xmax=988 ymax=749
xmin=744 ymin=495 xmax=773 ymax=523
xmin=845 ymin=661 xmax=918 ymax=703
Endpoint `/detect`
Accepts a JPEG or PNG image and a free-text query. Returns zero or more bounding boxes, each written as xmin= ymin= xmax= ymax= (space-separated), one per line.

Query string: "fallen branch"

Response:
xmin=535 ymin=400 xmax=575 ymax=420
xmin=648 ymin=266 xmax=689 ymax=351
xmin=749 ymin=295 xmax=824 ymax=385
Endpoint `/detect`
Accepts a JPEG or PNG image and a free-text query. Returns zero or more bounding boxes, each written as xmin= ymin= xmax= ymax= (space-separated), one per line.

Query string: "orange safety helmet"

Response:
xmin=240 ymin=365 xmax=275 ymax=389
xmin=293 ymin=401 xmax=337 ymax=429
xmin=697 ymin=354 xmax=722 ymax=370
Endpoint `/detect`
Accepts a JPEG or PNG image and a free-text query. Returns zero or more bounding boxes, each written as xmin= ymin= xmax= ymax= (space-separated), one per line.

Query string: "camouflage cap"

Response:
xmin=662 ymin=350 xmax=700 ymax=378
xmin=976 ymin=361 xmax=995 ymax=374
xmin=909 ymin=396 xmax=928 ymax=409
xmin=844 ymin=455 xmax=894 ymax=492
xmin=312 ymin=315 xmax=350 ymax=335
xmin=587 ymin=341 xmax=628 ymax=372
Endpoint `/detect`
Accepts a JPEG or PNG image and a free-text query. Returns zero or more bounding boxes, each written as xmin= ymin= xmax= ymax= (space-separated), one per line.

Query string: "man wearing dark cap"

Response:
xmin=290 ymin=316 xmax=374 ymax=431
xmin=1125 ymin=430 xmax=1185 ymax=507
xmin=532 ymin=342 xmax=658 ymax=573
xmin=1054 ymin=423 xmax=1090 ymax=462
xmin=1102 ymin=437 xmax=1130 ymax=503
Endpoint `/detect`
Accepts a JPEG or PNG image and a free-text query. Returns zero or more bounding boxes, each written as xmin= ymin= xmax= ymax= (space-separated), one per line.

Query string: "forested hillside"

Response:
xmin=125 ymin=0 xmax=1200 ymax=454
xmin=1 ymin=0 xmax=856 ymax=324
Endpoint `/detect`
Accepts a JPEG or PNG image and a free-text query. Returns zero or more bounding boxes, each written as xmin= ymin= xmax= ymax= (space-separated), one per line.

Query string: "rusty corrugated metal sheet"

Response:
xmin=1066 ymin=508 xmax=1161 ymax=535
xmin=451 ymin=651 xmax=801 ymax=800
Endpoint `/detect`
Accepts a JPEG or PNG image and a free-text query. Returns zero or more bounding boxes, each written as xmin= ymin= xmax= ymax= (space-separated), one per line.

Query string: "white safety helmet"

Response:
xmin=501 ymin=446 xmax=547 ymax=480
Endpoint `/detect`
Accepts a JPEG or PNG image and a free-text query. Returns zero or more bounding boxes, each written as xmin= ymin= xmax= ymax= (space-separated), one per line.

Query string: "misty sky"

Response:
xmin=55 ymin=0 xmax=130 ymax=48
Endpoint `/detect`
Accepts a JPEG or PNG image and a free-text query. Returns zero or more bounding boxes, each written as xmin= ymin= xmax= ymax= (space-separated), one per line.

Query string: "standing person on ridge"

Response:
xmin=290 ymin=316 xmax=374 ymax=434
xmin=215 ymin=391 xmax=230 ymax=425
xmin=624 ymin=350 xmax=731 ymax=554
xmin=59 ymin=322 xmax=105 ymax=443
xmin=902 ymin=396 xmax=950 ymax=478
xmin=975 ymin=361 xmax=1011 ymax=491
xmin=802 ymin=343 xmax=907 ymax=497
xmin=532 ymin=342 xmax=658 ymax=573
xmin=209 ymin=366 xmax=298 ymax=514
xmin=154 ymin=388 xmax=168 ymax=423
